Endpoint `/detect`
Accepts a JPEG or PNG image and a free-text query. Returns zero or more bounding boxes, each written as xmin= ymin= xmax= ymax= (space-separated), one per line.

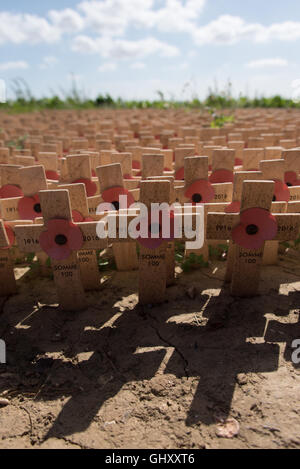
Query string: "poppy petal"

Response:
xmin=46 ymin=244 xmax=72 ymax=261
xmin=240 ymin=208 xmax=278 ymax=239
xmin=39 ymin=229 xmax=55 ymax=253
xmin=137 ymin=211 xmax=174 ymax=250
xmin=185 ymin=180 xmax=215 ymax=204
xmin=72 ymin=210 xmax=85 ymax=223
xmin=209 ymin=169 xmax=234 ymax=184
xmin=234 ymin=207 xmax=278 ymax=248
xmin=175 ymin=167 xmax=184 ymax=181
xmin=232 ymin=224 xmax=265 ymax=250
xmin=73 ymin=178 xmax=97 ymax=197
xmin=102 ymin=187 xmax=135 ymax=208
xmin=40 ymin=219 xmax=83 ymax=260
xmin=18 ymin=195 xmax=42 ymax=221
xmin=132 ymin=161 xmax=141 ymax=170
xmin=0 ymin=184 xmax=23 ymax=199
xmin=273 ymin=180 xmax=290 ymax=203
xmin=225 ymin=201 xmax=241 ymax=214
xmin=65 ymin=223 xmax=84 ymax=251
xmin=235 ymin=158 xmax=243 ymax=166
xmin=45 ymin=170 xmax=60 ymax=181
xmin=285 ymin=171 xmax=300 ymax=187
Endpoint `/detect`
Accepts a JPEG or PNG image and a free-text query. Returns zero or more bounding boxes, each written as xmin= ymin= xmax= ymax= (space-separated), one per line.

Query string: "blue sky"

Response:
xmin=0 ymin=0 xmax=300 ymax=101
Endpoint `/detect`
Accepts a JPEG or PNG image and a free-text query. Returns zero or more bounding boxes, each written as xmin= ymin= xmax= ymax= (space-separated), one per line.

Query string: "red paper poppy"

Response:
xmin=73 ymin=178 xmax=97 ymax=197
xmin=0 ymin=184 xmax=23 ymax=199
xmin=124 ymin=173 xmax=134 ymax=180
xmin=137 ymin=210 xmax=175 ymax=249
xmin=102 ymin=186 xmax=135 ymax=210
xmin=285 ymin=171 xmax=300 ymax=187
xmin=1 ymin=223 xmax=15 ymax=249
xmin=164 ymin=167 xmax=172 ymax=172
xmin=175 ymin=167 xmax=184 ymax=180
xmin=273 ymin=180 xmax=290 ymax=203
xmin=45 ymin=170 xmax=60 ymax=181
xmin=232 ymin=207 xmax=277 ymax=250
xmin=39 ymin=219 xmax=84 ymax=261
xmin=225 ymin=200 xmax=241 ymax=214
xmin=209 ymin=169 xmax=234 ymax=184
xmin=132 ymin=161 xmax=141 ymax=170
xmin=18 ymin=194 xmax=42 ymax=221
xmin=72 ymin=210 xmax=93 ymax=223
xmin=235 ymin=158 xmax=243 ymax=166
xmin=91 ymin=169 xmax=96 ymax=178
xmin=185 ymin=180 xmax=215 ymax=204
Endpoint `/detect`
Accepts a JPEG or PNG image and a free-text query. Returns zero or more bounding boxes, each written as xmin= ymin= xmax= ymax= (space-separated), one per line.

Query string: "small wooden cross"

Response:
xmin=55 ymin=182 xmax=101 ymax=291
xmin=15 ymin=189 xmax=107 ymax=311
xmin=96 ymin=163 xmax=138 ymax=272
xmin=178 ymin=156 xmax=232 ymax=261
xmin=106 ymin=179 xmax=204 ymax=304
xmin=0 ymin=219 xmax=32 ymax=296
xmin=209 ymin=149 xmax=235 ymax=184
xmin=65 ymin=154 xmax=98 ymax=197
xmin=207 ymin=180 xmax=300 ymax=297
xmin=0 ymin=220 xmax=17 ymax=296
xmin=0 ymin=165 xmax=47 ymax=221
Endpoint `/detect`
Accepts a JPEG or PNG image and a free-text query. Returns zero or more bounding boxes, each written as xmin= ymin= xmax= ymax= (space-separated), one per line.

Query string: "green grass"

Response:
xmin=1 ymin=78 xmax=300 ymax=113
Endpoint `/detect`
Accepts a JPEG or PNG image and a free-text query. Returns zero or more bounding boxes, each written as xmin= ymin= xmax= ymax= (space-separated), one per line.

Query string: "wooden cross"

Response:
xmin=96 ymin=163 xmax=138 ymax=272
xmin=15 ymin=189 xmax=107 ymax=311
xmin=209 ymin=149 xmax=235 ymax=184
xmin=53 ymin=182 xmax=101 ymax=291
xmin=0 ymin=164 xmax=23 ymax=200
xmin=106 ymin=179 xmax=205 ymax=304
xmin=207 ymin=180 xmax=300 ymax=297
xmin=177 ymin=155 xmax=233 ymax=261
xmin=65 ymin=154 xmax=98 ymax=197
xmin=0 ymin=219 xmax=32 ymax=296
xmin=282 ymin=149 xmax=300 ymax=187
xmin=141 ymin=153 xmax=164 ymax=180
xmin=0 ymin=165 xmax=47 ymax=221
xmin=0 ymin=220 xmax=17 ymax=296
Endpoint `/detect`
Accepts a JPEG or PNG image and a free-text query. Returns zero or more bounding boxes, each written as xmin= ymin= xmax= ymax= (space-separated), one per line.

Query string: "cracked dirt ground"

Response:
xmin=0 ymin=249 xmax=299 ymax=449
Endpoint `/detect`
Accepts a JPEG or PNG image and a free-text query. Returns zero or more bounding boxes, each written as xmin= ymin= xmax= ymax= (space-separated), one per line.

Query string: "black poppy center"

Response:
xmin=55 ymin=234 xmax=68 ymax=246
xmin=286 ymin=182 xmax=292 ymax=187
xmin=112 ymin=200 xmax=120 ymax=211
xmin=34 ymin=203 xmax=42 ymax=214
xmin=272 ymin=195 xmax=277 ymax=202
xmin=149 ymin=223 xmax=161 ymax=236
xmin=192 ymin=193 xmax=202 ymax=203
xmin=246 ymin=224 xmax=259 ymax=236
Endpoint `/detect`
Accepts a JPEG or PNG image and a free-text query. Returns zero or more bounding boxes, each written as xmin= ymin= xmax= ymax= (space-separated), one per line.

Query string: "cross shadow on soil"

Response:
xmin=0 ymin=268 xmax=299 ymax=441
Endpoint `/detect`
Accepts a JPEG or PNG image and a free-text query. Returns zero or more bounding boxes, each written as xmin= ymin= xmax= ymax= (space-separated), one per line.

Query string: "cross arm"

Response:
xmin=14 ymin=224 xmax=45 ymax=253
xmin=273 ymin=214 xmax=300 ymax=241
xmin=206 ymin=213 xmax=240 ymax=240
xmin=76 ymin=221 xmax=108 ymax=250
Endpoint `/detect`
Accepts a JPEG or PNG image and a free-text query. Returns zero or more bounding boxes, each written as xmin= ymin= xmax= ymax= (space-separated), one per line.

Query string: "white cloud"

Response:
xmin=98 ymin=62 xmax=117 ymax=72
xmin=40 ymin=56 xmax=58 ymax=69
xmin=0 ymin=12 xmax=60 ymax=45
xmin=72 ymin=35 xmax=180 ymax=59
xmin=0 ymin=61 xmax=29 ymax=71
xmin=0 ymin=3 xmax=300 ymax=59
xmin=130 ymin=62 xmax=146 ymax=69
xmin=48 ymin=8 xmax=84 ymax=33
xmin=77 ymin=0 xmax=206 ymax=36
xmin=192 ymin=15 xmax=300 ymax=45
xmin=246 ymin=58 xmax=289 ymax=69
